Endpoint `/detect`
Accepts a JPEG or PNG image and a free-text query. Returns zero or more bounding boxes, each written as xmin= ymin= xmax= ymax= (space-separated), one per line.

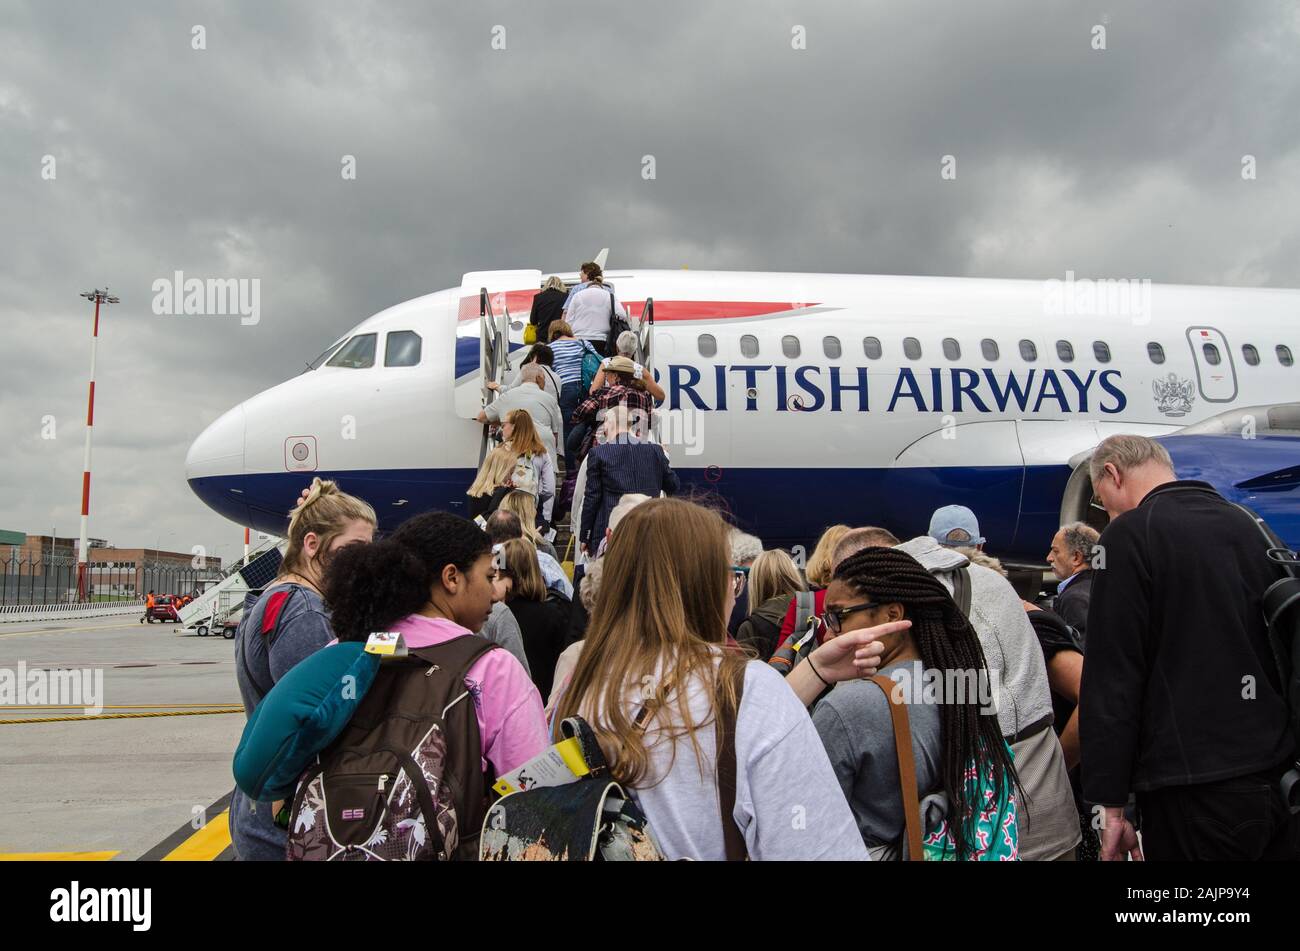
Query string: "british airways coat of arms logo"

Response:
xmin=1152 ymin=373 xmax=1195 ymax=417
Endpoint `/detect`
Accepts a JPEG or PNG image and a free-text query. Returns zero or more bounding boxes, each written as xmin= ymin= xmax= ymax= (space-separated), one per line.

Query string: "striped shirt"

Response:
xmin=549 ymin=338 xmax=593 ymax=385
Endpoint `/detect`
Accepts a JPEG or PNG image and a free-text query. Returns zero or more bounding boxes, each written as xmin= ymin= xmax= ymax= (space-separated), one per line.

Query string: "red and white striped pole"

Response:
xmin=77 ymin=288 xmax=118 ymax=601
xmin=244 ymin=527 xmax=250 ymax=565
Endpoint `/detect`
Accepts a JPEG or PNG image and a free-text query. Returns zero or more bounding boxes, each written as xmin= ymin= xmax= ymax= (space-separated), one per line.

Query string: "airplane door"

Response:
xmin=1185 ymin=326 xmax=1238 ymax=403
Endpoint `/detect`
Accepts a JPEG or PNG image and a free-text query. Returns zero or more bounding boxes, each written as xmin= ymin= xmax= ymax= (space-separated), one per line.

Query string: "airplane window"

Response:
xmin=326 ymin=333 xmax=377 ymax=369
xmin=740 ymin=334 xmax=759 ymax=358
xmin=981 ymin=339 xmax=999 ymax=361
xmin=942 ymin=337 xmax=961 ymax=361
xmin=1093 ymin=341 xmax=1111 ymax=363
xmin=823 ymin=336 xmax=842 ymax=359
xmin=1019 ymin=339 xmax=1037 ymax=362
xmin=1147 ymin=342 xmax=1165 ymax=364
xmin=903 ymin=337 xmax=922 ymax=360
xmin=1242 ymin=344 xmax=1260 ymax=366
xmin=1202 ymin=342 xmax=1222 ymax=366
xmin=306 ymin=337 xmax=348 ymax=371
xmin=782 ymin=335 xmax=801 ymax=358
xmin=863 ymin=336 xmax=883 ymax=360
xmin=384 ymin=330 xmax=422 ymax=367
xmin=698 ymin=334 xmax=718 ymax=358
xmin=1056 ymin=340 xmax=1074 ymax=362
xmin=1276 ymin=344 xmax=1293 ymax=367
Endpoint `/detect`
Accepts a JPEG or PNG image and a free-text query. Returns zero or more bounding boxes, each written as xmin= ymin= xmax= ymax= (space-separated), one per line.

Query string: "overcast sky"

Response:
xmin=2 ymin=0 xmax=1298 ymax=564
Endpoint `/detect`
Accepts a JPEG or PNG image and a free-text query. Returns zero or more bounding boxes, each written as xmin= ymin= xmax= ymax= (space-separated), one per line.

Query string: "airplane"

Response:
xmin=186 ymin=260 xmax=1300 ymax=579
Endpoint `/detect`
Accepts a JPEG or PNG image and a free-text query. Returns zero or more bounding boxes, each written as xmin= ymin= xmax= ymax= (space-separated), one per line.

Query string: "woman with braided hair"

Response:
xmin=812 ymin=546 xmax=1022 ymax=860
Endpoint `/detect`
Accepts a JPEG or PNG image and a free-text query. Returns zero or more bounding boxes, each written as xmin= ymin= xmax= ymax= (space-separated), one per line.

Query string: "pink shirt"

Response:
xmin=388 ymin=614 xmax=549 ymax=776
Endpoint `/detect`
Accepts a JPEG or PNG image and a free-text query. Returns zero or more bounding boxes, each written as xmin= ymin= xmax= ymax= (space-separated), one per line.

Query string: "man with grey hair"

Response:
xmin=478 ymin=362 xmax=564 ymax=464
xmin=1086 ymin=433 xmax=1175 ymax=519
xmin=728 ymin=528 xmax=765 ymax=636
xmin=1081 ymin=434 xmax=1298 ymax=861
xmin=1047 ymin=521 xmax=1100 ymax=637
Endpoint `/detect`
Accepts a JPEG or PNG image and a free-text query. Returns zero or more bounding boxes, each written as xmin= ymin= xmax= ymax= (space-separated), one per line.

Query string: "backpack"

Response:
xmin=480 ymin=667 xmax=747 ymax=861
xmin=1227 ymin=502 xmax=1300 ymax=811
xmin=867 ymin=674 xmax=1018 ymax=861
xmin=605 ymin=286 xmax=631 ymax=344
xmin=285 ymin=635 xmax=497 ymax=861
xmin=510 ymin=454 xmax=539 ymax=497
xmin=768 ymin=590 xmax=820 ymax=675
xmin=579 ymin=341 xmax=603 ymax=393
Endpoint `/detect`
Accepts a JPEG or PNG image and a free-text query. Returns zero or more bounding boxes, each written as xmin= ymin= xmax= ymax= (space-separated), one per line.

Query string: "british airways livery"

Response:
xmin=186 ymin=262 xmax=1300 ymax=565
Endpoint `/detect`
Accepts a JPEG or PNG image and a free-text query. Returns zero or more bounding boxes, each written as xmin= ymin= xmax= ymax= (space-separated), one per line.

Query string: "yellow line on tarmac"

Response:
xmin=0 ymin=851 xmax=120 ymax=861
xmin=161 ymin=811 xmax=231 ymax=861
xmin=2 ymin=704 xmax=243 ymax=709
xmin=0 ymin=708 xmax=242 ymax=725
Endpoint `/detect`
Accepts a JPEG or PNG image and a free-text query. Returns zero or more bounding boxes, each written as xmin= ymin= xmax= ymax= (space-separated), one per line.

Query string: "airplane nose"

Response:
xmin=186 ymin=403 xmax=246 ymax=479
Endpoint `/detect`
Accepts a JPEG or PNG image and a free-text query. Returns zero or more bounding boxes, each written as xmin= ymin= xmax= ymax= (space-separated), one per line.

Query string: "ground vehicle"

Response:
xmin=147 ymin=596 xmax=181 ymax=623
xmin=194 ymin=615 xmax=239 ymax=639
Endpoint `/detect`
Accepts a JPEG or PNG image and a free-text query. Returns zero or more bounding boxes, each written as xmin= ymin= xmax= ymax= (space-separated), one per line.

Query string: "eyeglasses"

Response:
xmin=822 ymin=601 xmax=881 ymax=634
xmin=729 ymin=565 xmax=749 ymax=594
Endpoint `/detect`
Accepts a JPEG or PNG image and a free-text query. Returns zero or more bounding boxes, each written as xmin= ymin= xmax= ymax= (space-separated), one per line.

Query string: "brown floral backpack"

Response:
xmin=286 ymin=635 xmax=496 ymax=861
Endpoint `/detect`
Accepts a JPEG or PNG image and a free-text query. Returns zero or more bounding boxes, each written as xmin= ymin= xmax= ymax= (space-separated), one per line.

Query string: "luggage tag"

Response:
xmin=492 ymin=736 xmax=591 ymax=797
xmin=364 ymin=631 xmax=407 ymax=657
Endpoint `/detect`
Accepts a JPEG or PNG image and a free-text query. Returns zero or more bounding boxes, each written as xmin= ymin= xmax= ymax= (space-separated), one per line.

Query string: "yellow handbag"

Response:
xmin=523 ymin=323 xmax=537 ymax=345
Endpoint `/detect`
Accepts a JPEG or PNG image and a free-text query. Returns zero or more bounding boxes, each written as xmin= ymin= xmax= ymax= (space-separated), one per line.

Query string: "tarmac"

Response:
xmin=0 ymin=614 xmax=243 ymax=860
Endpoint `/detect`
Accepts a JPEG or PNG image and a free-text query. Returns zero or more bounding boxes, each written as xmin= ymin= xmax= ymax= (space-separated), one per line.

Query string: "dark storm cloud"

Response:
xmin=1 ymin=0 xmax=1298 ymax=561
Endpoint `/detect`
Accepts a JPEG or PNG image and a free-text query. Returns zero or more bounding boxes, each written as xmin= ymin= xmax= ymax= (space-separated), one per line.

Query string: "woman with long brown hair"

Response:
xmin=501 ymin=409 xmax=555 ymax=524
xmin=556 ymin=498 xmax=886 ymax=859
xmin=498 ymin=538 xmax=569 ymax=699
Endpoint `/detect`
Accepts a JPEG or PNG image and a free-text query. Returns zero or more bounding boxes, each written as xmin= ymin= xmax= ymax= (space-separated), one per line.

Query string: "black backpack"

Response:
xmin=285 ymin=635 xmax=497 ymax=860
xmin=604 ymin=286 xmax=631 ymax=344
xmin=1230 ymin=502 xmax=1300 ymax=812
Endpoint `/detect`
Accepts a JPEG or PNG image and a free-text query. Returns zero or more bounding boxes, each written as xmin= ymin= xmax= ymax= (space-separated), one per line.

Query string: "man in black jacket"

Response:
xmin=1080 ymin=434 xmax=1297 ymax=861
xmin=1047 ymin=521 xmax=1099 ymax=639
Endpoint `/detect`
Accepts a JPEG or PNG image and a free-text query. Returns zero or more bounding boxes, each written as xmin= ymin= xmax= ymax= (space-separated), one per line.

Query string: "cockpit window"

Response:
xmin=385 ymin=330 xmax=422 ymax=367
xmin=305 ymin=338 xmax=347 ymax=371
xmin=326 ymin=333 xmax=377 ymax=369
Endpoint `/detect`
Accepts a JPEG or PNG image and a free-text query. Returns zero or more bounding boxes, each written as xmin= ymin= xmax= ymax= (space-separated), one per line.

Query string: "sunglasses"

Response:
xmin=822 ymin=601 xmax=882 ymax=634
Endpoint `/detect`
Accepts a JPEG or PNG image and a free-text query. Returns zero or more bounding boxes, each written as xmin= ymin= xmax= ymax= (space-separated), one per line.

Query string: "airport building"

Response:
xmin=0 ymin=532 xmax=223 ymax=604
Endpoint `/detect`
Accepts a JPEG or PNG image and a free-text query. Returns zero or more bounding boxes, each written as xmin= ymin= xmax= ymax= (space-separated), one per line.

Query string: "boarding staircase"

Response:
xmin=470 ymin=278 xmax=656 ymax=575
xmin=176 ymin=535 xmax=285 ymax=636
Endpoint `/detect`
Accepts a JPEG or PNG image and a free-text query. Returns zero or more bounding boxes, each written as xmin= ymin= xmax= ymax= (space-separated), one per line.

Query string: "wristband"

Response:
xmin=806 ymin=653 xmax=831 ymax=687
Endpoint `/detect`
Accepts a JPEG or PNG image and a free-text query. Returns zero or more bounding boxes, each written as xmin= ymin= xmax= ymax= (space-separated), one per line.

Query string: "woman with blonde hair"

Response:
xmin=466 ymin=445 xmax=518 ymax=519
xmin=769 ymin=523 xmax=851 ymax=652
xmin=556 ymin=498 xmax=877 ymax=860
xmin=231 ymin=477 xmax=377 ymax=860
xmin=735 ymin=549 xmax=806 ymax=661
xmin=528 ymin=275 xmax=569 ymax=344
xmin=498 ymin=490 xmax=558 ymax=560
xmin=501 ymin=409 xmax=555 ymax=524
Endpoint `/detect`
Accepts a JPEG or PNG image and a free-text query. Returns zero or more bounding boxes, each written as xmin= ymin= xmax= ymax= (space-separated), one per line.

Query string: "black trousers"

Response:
xmin=1137 ymin=767 xmax=1300 ymax=861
